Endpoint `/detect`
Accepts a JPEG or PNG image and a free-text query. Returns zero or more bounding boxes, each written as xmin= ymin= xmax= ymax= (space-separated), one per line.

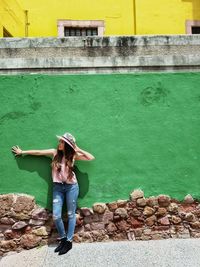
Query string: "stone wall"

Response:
xmin=1 ymin=190 xmax=200 ymax=257
xmin=0 ymin=35 xmax=200 ymax=74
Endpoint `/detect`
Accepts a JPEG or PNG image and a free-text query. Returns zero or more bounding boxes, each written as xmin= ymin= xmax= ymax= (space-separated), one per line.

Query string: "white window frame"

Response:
xmin=186 ymin=20 xmax=200 ymax=34
xmin=57 ymin=20 xmax=105 ymax=37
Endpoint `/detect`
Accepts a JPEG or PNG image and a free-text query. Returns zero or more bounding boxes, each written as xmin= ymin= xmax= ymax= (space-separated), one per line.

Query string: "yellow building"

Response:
xmin=0 ymin=0 xmax=200 ymax=37
xmin=0 ymin=0 xmax=24 ymax=37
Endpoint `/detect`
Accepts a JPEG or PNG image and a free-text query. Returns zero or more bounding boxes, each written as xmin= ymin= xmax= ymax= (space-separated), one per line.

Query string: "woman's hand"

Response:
xmin=12 ymin=145 xmax=22 ymax=157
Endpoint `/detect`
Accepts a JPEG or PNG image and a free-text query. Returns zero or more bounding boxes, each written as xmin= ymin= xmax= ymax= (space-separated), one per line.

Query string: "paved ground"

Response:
xmin=1 ymin=238 xmax=200 ymax=267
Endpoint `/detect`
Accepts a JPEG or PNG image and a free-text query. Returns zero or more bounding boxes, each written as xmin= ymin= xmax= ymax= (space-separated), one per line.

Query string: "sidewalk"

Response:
xmin=1 ymin=238 xmax=200 ymax=267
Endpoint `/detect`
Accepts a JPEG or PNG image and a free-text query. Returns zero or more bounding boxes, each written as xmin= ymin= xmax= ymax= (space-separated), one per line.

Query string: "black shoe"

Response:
xmin=58 ymin=240 xmax=72 ymax=255
xmin=54 ymin=237 xmax=67 ymax=253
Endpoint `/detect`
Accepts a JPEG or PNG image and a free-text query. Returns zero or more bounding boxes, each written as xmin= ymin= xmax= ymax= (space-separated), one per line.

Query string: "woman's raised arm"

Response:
xmin=12 ymin=145 xmax=56 ymax=157
xmin=74 ymin=145 xmax=95 ymax=161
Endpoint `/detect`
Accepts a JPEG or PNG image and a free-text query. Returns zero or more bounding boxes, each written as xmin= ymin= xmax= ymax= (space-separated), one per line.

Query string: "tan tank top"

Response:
xmin=52 ymin=156 xmax=77 ymax=184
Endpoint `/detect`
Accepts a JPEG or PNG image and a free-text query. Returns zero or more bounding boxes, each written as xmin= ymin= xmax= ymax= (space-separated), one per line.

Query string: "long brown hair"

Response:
xmin=51 ymin=141 xmax=76 ymax=180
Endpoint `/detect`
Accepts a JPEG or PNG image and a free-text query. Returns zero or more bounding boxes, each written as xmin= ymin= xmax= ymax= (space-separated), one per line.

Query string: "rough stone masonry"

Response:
xmin=1 ymin=190 xmax=200 ymax=257
xmin=0 ymin=35 xmax=200 ymax=74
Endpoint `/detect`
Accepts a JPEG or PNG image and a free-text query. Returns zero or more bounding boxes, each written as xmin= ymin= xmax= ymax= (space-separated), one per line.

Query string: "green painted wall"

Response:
xmin=0 ymin=72 xmax=200 ymax=209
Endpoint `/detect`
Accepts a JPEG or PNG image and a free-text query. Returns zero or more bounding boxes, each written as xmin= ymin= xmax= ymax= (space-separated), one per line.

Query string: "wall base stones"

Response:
xmin=1 ymin=191 xmax=200 ymax=257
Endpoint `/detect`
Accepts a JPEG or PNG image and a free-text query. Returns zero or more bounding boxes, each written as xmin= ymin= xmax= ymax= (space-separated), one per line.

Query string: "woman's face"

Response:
xmin=58 ymin=139 xmax=65 ymax=151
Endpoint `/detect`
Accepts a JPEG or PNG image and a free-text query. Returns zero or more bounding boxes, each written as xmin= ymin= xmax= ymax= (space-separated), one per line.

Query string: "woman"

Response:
xmin=12 ymin=132 xmax=95 ymax=256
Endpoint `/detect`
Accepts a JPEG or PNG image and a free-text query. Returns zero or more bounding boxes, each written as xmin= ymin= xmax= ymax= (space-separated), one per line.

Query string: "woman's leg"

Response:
xmin=53 ymin=184 xmax=66 ymax=239
xmin=65 ymin=183 xmax=79 ymax=241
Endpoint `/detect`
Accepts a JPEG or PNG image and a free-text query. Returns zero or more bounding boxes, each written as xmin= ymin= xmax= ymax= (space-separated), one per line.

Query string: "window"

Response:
xmin=64 ymin=27 xmax=98 ymax=37
xmin=192 ymin=27 xmax=200 ymax=34
xmin=3 ymin=27 xmax=13 ymax=37
xmin=186 ymin=20 xmax=200 ymax=34
xmin=57 ymin=20 xmax=104 ymax=37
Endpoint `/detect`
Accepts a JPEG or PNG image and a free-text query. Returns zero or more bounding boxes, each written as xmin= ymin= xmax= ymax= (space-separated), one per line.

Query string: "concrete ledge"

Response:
xmin=0 ymin=55 xmax=200 ymax=69
xmin=0 ymin=35 xmax=200 ymax=48
xmin=0 ymin=35 xmax=200 ymax=74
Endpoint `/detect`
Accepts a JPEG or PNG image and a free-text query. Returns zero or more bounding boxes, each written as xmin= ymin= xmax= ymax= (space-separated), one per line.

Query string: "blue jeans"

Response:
xmin=52 ymin=182 xmax=79 ymax=241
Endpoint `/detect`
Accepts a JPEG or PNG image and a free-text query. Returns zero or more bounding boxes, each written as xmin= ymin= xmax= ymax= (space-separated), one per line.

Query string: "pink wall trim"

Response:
xmin=186 ymin=20 xmax=200 ymax=34
xmin=57 ymin=20 xmax=105 ymax=37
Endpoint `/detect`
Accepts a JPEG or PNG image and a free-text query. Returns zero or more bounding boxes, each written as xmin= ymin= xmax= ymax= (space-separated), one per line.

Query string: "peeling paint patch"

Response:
xmin=0 ymin=111 xmax=27 ymax=125
xmin=29 ymin=101 xmax=42 ymax=111
xmin=140 ymin=85 xmax=170 ymax=106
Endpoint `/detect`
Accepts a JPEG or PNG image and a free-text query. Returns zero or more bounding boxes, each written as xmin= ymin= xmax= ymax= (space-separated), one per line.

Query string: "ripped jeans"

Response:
xmin=53 ymin=182 xmax=79 ymax=241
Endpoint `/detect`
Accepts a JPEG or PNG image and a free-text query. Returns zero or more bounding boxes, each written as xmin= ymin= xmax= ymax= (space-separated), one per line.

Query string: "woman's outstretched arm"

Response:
xmin=12 ymin=145 xmax=56 ymax=157
xmin=74 ymin=145 xmax=95 ymax=161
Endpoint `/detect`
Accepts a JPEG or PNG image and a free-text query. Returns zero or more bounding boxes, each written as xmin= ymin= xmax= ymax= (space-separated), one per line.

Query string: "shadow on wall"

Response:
xmin=74 ymin=165 xmax=89 ymax=201
xmin=182 ymin=0 xmax=200 ymax=20
xmin=15 ymin=157 xmax=89 ymax=209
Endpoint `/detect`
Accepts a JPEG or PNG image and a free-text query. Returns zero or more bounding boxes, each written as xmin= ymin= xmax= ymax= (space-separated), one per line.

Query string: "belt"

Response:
xmin=53 ymin=182 xmax=68 ymax=185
